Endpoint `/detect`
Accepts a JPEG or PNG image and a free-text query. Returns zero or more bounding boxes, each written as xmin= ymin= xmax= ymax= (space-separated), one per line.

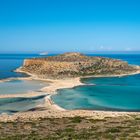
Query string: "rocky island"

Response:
xmin=1 ymin=53 xmax=140 ymax=140
xmin=18 ymin=52 xmax=140 ymax=79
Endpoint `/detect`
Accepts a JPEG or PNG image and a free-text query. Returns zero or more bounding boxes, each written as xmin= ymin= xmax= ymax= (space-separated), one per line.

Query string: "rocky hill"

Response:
xmin=19 ymin=52 xmax=139 ymax=79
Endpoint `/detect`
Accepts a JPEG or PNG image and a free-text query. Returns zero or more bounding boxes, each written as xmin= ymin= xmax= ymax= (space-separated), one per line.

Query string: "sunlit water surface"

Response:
xmin=52 ymin=54 xmax=140 ymax=111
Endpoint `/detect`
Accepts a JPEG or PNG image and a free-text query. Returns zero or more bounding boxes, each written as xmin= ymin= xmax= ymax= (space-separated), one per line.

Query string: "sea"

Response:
xmin=0 ymin=54 xmax=140 ymax=113
xmin=0 ymin=54 xmax=48 ymax=114
xmin=52 ymin=54 xmax=140 ymax=112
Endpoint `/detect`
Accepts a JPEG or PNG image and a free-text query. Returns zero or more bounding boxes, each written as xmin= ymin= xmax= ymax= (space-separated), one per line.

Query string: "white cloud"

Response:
xmin=125 ymin=47 xmax=132 ymax=51
xmin=99 ymin=45 xmax=112 ymax=51
xmin=99 ymin=45 xmax=104 ymax=49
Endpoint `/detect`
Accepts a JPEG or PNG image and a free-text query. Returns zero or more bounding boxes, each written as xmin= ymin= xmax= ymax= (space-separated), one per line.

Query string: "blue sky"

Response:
xmin=0 ymin=0 xmax=140 ymax=53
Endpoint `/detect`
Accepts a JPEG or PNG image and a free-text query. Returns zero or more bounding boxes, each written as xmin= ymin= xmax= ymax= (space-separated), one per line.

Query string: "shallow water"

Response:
xmin=0 ymin=80 xmax=48 ymax=94
xmin=0 ymin=95 xmax=46 ymax=114
xmin=52 ymin=74 xmax=140 ymax=111
xmin=0 ymin=54 xmax=50 ymax=113
xmin=52 ymin=54 xmax=140 ymax=111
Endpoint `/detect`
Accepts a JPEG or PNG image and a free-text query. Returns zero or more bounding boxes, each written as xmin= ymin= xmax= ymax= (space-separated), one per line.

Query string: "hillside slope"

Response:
xmin=19 ymin=53 xmax=139 ymax=79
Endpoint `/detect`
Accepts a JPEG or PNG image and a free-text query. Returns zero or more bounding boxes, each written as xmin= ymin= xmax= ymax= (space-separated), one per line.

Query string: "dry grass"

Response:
xmin=0 ymin=115 xmax=140 ymax=139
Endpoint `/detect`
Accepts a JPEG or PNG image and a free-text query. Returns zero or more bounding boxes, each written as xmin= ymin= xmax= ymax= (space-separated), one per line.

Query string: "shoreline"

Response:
xmin=0 ymin=68 xmax=140 ymax=122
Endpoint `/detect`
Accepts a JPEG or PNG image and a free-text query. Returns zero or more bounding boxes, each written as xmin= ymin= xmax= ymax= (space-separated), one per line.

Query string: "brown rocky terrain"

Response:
xmin=19 ymin=52 xmax=139 ymax=79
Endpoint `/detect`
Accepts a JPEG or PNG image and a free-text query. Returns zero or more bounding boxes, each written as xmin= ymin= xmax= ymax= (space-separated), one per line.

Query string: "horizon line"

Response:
xmin=1 ymin=51 xmax=140 ymax=54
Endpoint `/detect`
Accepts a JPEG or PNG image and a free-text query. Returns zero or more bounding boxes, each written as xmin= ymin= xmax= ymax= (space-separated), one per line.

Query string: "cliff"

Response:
xmin=19 ymin=52 xmax=139 ymax=79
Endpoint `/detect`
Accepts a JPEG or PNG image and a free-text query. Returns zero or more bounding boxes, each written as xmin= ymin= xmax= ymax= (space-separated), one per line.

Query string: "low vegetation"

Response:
xmin=0 ymin=115 xmax=140 ymax=139
xmin=20 ymin=52 xmax=139 ymax=79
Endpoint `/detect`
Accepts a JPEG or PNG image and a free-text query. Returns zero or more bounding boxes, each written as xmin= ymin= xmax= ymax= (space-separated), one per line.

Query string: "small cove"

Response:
xmin=52 ymin=54 xmax=140 ymax=111
xmin=52 ymin=74 xmax=140 ymax=111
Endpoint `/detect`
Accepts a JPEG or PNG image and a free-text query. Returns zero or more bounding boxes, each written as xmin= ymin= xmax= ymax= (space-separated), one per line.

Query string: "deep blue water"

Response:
xmin=0 ymin=53 xmax=58 ymax=79
xmin=52 ymin=54 xmax=140 ymax=111
xmin=0 ymin=54 xmax=41 ymax=79
xmin=0 ymin=54 xmax=138 ymax=79
xmin=88 ymin=54 xmax=140 ymax=65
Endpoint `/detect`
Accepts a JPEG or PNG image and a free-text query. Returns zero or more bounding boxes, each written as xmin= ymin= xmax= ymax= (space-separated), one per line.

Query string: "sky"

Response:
xmin=0 ymin=0 xmax=140 ymax=53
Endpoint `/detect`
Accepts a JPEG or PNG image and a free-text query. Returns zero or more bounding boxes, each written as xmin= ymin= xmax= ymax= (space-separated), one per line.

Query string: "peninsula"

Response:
xmin=1 ymin=53 xmax=140 ymax=139
xmin=18 ymin=52 xmax=140 ymax=79
xmin=2 ymin=52 xmax=140 ymax=121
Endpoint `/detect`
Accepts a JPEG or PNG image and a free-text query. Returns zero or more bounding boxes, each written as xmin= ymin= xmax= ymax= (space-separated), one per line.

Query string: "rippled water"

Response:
xmin=52 ymin=54 xmax=140 ymax=111
xmin=0 ymin=95 xmax=46 ymax=114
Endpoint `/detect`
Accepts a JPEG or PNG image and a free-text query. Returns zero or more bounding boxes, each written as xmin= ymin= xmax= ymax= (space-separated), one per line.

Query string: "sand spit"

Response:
xmin=0 ymin=69 xmax=140 ymax=122
xmin=0 ymin=77 xmax=83 ymax=98
xmin=41 ymin=77 xmax=84 ymax=94
xmin=0 ymin=88 xmax=140 ymax=122
xmin=0 ymin=103 xmax=140 ymax=122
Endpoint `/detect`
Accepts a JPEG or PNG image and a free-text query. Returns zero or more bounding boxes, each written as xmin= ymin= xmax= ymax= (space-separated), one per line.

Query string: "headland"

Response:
xmin=1 ymin=52 xmax=140 ymax=122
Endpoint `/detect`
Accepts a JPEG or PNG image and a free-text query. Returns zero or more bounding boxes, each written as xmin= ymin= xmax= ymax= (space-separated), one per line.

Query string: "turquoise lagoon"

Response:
xmin=0 ymin=96 xmax=46 ymax=114
xmin=0 ymin=54 xmax=140 ymax=113
xmin=52 ymin=54 xmax=140 ymax=111
xmin=0 ymin=79 xmax=48 ymax=114
xmin=52 ymin=75 xmax=140 ymax=111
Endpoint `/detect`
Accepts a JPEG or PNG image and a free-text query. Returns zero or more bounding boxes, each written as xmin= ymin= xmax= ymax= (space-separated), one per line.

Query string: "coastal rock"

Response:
xmin=19 ymin=52 xmax=139 ymax=79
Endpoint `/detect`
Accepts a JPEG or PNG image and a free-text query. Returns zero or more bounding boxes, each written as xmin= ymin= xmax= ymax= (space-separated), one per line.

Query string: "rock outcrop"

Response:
xmin=19 ymin=52 xmax=139 ymax=79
